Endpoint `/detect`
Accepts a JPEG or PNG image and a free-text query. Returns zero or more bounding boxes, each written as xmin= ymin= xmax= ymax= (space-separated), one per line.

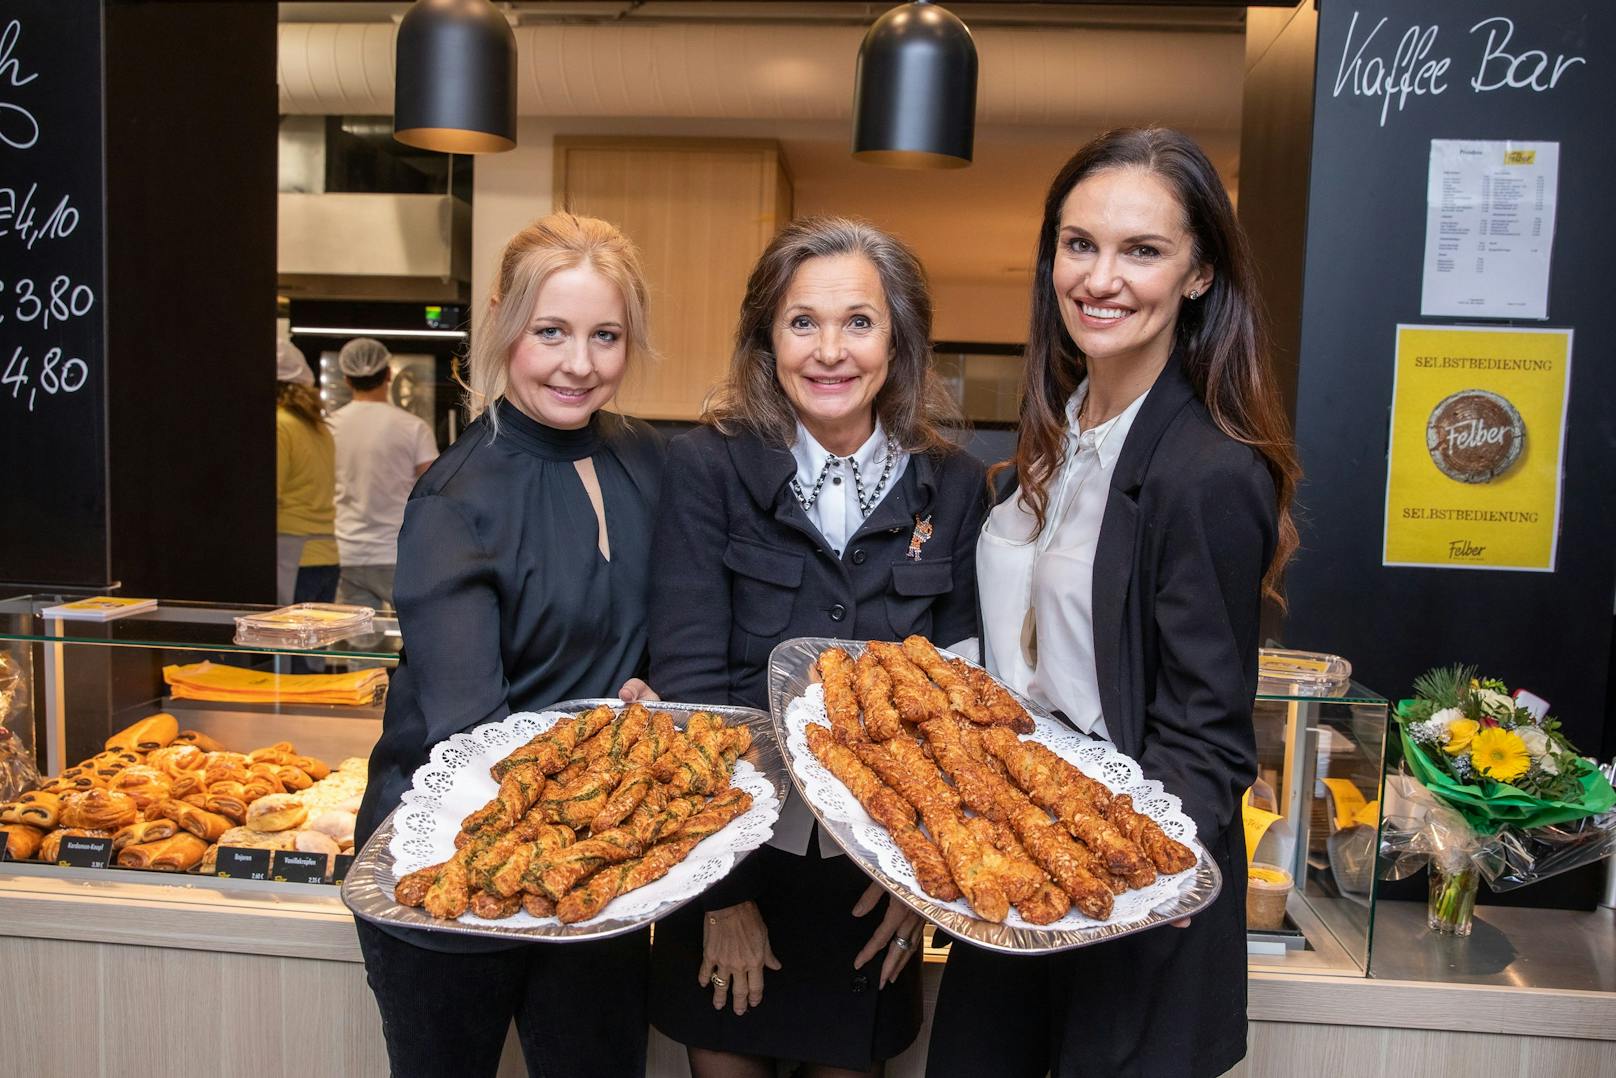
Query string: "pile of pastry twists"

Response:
xmin=806 ymin=637 xmax=1197 ymax=925
xmin=394 ymin=703 xmax=755 ymax=925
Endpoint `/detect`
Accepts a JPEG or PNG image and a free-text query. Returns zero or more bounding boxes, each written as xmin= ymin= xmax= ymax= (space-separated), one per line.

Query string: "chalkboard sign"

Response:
xmin=213 ymin=845 xmax=271 ymax=881
xmin=271 ymin=849 xmax=330 ymax=885
xmin=0 ymin=1 xmax=108 ymax=587
xmin=56 ymin=834 xmax=111 ymax=869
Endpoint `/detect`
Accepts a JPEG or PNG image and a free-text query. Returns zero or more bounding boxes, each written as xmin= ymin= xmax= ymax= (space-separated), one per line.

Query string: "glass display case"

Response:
xmin=0 ymin=593 xmax=394 ymax=888
xmin=1245 ymin=679 xmax=1390 ymax=975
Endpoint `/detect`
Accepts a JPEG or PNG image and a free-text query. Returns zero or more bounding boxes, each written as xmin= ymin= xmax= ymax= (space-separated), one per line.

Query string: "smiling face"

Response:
xmin=772 ymin=253 xmax=893 ymax=455
xmin=505 ymin=264 xmax=629 ymax=429
xmin=1051 ymin=166 xmax=1212 ymax=375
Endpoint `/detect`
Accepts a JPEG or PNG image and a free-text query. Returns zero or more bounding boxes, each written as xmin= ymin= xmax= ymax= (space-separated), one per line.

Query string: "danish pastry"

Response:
xmin=118 ymin=832 xmax=206 ymax=871
xmin=111 ymin=818 xmax=178 ymax=851
xmin=2 ymin=823 xmax=44 ymax=860
xmin=245 ymin=793 xmax=307 ymax=833
xmin=171 ymin=729 xmax=226 ymax=753
xmin=16 ymin=789 xmax=62 ymax=828
xmin=105 ymin=712 xmax=179 ymax=753
xmin=60 ymin=788 xmax=139 ymax=831
xmin=158 ymin=799 xmax=234 ymax=842
xmin=147 ymin=744 xmax=206 ymax=778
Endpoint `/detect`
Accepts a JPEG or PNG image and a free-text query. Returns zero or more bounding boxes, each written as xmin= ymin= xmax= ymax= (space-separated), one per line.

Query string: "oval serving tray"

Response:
xmin=768 ymin=637 xmax=1222 ymax=955
xmin=343 ymin=699 xmax=787 ymax=943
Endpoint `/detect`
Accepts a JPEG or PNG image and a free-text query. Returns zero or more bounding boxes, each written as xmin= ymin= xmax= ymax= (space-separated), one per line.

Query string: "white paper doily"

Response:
xmin=784 ymin=685 xmax=1200 ymax=931
xmin=390 ymin=709 xmax=780 ymax=928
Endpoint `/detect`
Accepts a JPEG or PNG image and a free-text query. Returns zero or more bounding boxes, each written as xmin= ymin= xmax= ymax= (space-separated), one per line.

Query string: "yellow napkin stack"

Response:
xmin=162 ymin=661 xmax=387 ymax=707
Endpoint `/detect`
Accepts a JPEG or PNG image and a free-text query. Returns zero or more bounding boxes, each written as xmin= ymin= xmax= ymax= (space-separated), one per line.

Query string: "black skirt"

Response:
xmin=650 ymin=842 xmax=923 ymax=1070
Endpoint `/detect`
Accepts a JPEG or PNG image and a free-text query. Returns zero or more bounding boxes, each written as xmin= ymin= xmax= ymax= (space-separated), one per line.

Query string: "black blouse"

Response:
xmin=357 ymin=401 xmax=663 ymax=944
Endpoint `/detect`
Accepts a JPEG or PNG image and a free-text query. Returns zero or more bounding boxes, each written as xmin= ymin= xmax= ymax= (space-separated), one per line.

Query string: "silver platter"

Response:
xmin=343 ymin=699 xmax=787 ymax=943
xmin=768 ymin=637 xmax=1223 ymax=955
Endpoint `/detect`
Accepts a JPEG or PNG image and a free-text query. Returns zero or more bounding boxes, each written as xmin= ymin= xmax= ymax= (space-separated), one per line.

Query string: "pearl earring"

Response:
xmin=1187 ymin=289 xmax=1200 ymax=300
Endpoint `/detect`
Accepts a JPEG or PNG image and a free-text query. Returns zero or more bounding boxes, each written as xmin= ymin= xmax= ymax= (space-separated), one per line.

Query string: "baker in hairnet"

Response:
xmin=328 ymin=338 xmax=439 ymax=613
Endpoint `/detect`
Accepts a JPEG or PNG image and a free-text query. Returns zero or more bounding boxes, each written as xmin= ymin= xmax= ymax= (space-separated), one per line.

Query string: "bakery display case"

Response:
xmin=0 ymin=593 xmax=392 ymax=890
xmin=1244 ymin=674 xmax=1390 ymax=975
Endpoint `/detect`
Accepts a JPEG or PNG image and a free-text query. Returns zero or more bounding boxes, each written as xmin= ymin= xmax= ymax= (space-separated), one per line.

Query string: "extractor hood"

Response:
xmin=278 ymin=192 xmax=471 ymax=302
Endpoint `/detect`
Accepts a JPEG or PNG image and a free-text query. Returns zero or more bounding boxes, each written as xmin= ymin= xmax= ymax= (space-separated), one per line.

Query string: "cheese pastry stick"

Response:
xmin=865 ymin=641 xmax=950 ymax=724
xmin=817 ymin=647 xmax=865 ymax=743
xmin=853 ymin=650 xmax=903 ymax=741
xmin=806 ymin=724 xmax=960 ymax=903
xmin=900 ymin=636 xmax=989 ymax=724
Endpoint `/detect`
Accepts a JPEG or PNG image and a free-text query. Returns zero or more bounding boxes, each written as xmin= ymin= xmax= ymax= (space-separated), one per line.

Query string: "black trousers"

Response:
xmin=356 ymin=918 xmax=650 ymax=1078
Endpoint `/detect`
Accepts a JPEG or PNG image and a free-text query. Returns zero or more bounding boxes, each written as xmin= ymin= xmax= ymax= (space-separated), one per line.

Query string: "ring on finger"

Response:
xmin=711 ymin=973 xmax=729 ymax=988
xmin=893 ymin=935 xmax=912 ymax=951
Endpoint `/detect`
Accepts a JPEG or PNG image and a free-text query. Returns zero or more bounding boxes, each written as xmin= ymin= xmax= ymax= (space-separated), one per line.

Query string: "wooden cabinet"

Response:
xmin=554 ymin=137 xmax=792 ymax=420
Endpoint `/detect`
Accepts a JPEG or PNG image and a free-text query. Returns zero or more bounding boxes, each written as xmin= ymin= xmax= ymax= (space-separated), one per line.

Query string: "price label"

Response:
xmin=331 ymin=852 xmax=354 ymax=887
xmin=271 ymin=850 xmax=329 ymax=885
xmin=56 ymin=835 xmax=112 ymax=869
xmin=213 ymin=845 xmax=271 ymax=881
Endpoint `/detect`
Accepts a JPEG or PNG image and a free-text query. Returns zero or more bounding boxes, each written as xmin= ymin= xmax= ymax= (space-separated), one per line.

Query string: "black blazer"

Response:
xmin=649 ymin=425 xmax=989 ymax=712
xmin=1003 ymin=356 xmax=1273 ymax=1076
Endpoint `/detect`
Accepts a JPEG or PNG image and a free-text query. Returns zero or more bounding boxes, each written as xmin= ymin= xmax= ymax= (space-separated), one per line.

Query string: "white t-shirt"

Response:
xmin=329 ymin=401 xmax=438 ymax=566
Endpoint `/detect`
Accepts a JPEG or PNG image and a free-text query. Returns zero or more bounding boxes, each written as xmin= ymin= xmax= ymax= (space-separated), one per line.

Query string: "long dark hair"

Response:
xmin=1005 ymin=126 xmax=1299 ymax=604
xmin=703 ymin=215 xmax=962 ymax=453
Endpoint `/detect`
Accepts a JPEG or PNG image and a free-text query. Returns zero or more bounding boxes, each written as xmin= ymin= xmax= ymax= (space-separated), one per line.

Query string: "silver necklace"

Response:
xmin=790 ymin=438 xmax=899 ymax=516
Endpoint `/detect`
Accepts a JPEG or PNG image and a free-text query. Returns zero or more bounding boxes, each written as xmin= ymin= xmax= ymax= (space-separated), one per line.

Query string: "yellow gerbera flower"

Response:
xmin=1471 ymin=728 xmax=1531 ymax=782
xmin=1442 ymin=718 xmax=1480 ymax=756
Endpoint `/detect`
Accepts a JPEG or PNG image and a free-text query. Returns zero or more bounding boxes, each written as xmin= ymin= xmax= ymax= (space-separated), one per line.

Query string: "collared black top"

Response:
xmin=356 ymin=400 xmax=663 ymax=951
xmin=649 ymin=424 xmax=989 ymax=713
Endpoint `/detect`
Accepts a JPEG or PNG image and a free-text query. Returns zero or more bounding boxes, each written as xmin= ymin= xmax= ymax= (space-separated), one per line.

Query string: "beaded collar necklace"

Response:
xmin=790 ymin=438 xmax=900 ymax=517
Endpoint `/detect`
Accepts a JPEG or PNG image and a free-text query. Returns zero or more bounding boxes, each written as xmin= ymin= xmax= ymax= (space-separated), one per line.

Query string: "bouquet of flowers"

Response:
xmin=1385 ymin=666 xmax=1616 ymax=934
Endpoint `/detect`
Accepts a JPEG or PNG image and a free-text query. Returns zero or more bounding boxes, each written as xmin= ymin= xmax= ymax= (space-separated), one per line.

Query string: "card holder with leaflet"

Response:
xmin=271 ymin=850 xmax=330 ymax=885
xmin=57 ymin=836 xmax=112 ymax=869
xmin=213 ymin=846 xmax=271 ymax=881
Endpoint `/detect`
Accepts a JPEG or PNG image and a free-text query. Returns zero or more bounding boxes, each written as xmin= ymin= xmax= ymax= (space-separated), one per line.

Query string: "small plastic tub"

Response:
xmin=1246 ymin=863 xmax=1293 ymax=931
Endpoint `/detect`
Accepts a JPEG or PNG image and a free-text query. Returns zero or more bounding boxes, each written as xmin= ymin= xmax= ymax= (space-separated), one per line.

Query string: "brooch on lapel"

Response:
xmin=906 ymin=514 xmax=934 ymax=561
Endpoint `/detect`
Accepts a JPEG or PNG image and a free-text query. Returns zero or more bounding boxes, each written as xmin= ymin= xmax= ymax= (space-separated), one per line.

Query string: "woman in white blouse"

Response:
xmin=928 ymin=128 xmax=1299 ymax=1078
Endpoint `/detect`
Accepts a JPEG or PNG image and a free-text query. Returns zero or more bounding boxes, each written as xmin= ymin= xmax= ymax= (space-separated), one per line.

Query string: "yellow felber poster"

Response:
xmin=1383 ymin=325 xmax=1571 ymax=571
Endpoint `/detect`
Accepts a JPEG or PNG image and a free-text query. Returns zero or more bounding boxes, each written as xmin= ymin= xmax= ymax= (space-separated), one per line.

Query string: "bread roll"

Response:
xmin=293 ymin=829 xmax=339 ymax=855
xmin=159 ymin=799 xmax=234 ymax=842
xmin=105 ymin=712 xmax=179 ymax=752
xmin=293 ymin=756 xmax=331 ymax=781
xmin=60 ymin=789 xmax=139 ymax=831
xmin=245 ymin=793 xmax=307 ymax=833
xmin=304 ymin=810 xmax=356 ymax=846
xmin=120 ymin=832 xmax=207 ymax=871
xmin=147 ymin=744 xmax=206 ymax=779
xmin=56 ymin=767 xmax=100 ymax=791
xmin=171 ymin=729 xmax=226 ymax=753
xmin=112 ymin=818 xmax=178 ymax=852
xmin=16 ymin=790 xmax=62 ymax=829
xmin=2 ymin=823 xmax=45 ymax=860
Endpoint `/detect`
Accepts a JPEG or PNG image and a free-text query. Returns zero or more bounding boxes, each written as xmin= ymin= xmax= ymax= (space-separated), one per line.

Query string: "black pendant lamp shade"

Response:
xmin=394 ymin=0 xmax=517 ymax=154
xmin=852 ymin=1 xmax=977 ymax=169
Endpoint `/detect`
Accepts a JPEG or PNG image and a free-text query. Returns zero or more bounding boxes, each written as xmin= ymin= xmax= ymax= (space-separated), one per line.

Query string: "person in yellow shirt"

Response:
xmin=275 ymin=337 xmax=338 ymax=605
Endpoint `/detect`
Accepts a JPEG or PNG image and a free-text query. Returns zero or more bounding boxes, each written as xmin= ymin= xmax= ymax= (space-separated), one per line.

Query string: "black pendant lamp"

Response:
xmin=394 ymin=0 xmax=517 ymax=154
xmin=852 ymin=1 xmax=977 ymax=169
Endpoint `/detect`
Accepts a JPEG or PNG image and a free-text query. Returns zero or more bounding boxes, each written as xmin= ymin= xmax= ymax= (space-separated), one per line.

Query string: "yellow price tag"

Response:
xmin=1242 ymin=792 xmax=1282 ymax=863
xmin=1321 ymin=778 xmax=1367 ymax=831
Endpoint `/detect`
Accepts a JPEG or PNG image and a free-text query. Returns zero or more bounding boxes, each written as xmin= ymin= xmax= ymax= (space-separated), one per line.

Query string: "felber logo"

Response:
xmin=1425 ymin=389 xmax=1525 ymax=483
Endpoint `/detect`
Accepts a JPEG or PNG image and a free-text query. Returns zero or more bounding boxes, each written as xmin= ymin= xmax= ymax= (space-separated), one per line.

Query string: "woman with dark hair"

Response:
xmin=925 ymin=127 xmax=1299 ymax=1078
xmin=649 ymin=216 xmax=988 ymax=1077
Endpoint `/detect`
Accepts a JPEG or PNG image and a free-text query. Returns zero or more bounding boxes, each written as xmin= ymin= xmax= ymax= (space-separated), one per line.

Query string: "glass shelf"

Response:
xmin=0 ymin=593 xmax=401 ymax=660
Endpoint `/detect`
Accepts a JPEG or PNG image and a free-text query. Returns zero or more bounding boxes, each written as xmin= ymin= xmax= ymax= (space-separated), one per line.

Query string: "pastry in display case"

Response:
xmin=0 ymin=594 xmax=391 ymax=894
xmin=1244 ymin=649 xmax=1389 ymax=974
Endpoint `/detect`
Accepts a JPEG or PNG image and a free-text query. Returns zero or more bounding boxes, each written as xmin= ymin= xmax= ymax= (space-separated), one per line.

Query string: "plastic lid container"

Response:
xmin=1258 ymin=648 xmax=1352 ymax=696
xmin=233 ymin=603 xmax=375 ymax=650
xmin=1246 ymin=863 xmax=1294 ymax=931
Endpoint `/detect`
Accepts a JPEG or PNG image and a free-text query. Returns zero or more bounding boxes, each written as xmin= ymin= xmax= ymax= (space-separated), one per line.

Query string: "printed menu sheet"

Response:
xmin=1383 ymin=325 xmax=1571 ymax=572
xmin=1421 ymin=140 xmax=1559 ymax=320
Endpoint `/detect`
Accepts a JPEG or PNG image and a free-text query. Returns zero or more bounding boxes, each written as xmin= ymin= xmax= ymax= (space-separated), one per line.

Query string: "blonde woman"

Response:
xmin=355 ymin=212 xmax=663 ymax=1078
xmin=274 ymin=337 xmax=337 ymax=604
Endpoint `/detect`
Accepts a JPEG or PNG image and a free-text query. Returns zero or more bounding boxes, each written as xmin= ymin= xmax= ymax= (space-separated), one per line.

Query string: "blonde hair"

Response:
xmin=465 ymin=212 xmax=653 ymax=435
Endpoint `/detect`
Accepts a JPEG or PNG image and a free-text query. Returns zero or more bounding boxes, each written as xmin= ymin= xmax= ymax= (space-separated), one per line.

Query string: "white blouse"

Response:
xmin=977 ymin=382 xmax=1150 ymax=741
